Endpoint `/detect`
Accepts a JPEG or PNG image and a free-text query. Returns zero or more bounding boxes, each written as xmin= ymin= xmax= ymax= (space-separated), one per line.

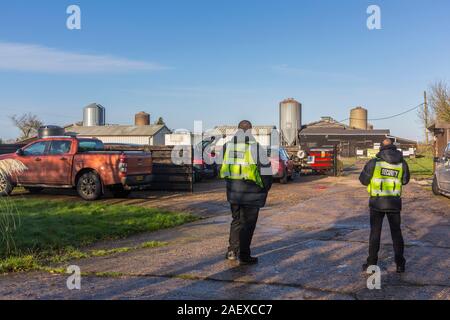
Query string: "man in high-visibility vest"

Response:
xmin=220 ymin=120 xmax=273 ymax=265
xmin=359 ymin=138 xmax=410 ymax=273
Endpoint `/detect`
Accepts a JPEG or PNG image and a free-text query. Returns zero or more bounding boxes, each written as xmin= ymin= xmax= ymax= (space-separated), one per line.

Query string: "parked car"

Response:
xmin=432 ymin=142 xmax=450 ymax=197
xmin=0 ymin=137 xmax=153 ymax=200
xmin=270 ymin=147 xmax=294 ymax=184
xmin=193 ymin=138 xmax=218 ymax=182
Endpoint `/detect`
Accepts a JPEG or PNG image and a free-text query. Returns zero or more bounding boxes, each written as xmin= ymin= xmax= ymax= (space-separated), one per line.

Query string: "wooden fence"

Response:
xmin=104 ymin=144 xmax=194 ymax=192
xmin=0 ymin=144 xmax=26 ymax=155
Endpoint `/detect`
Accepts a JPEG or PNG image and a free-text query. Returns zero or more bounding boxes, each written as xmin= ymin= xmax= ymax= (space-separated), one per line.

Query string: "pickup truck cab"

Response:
xmin=433 ymin=142 xmax=450 ymax=197
xmin=0 ymin=137 xmax=152 ymax=200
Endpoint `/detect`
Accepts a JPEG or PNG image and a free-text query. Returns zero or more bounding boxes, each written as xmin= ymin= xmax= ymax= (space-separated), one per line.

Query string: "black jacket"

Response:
xmin=359 ymin=144 xmax=410 ymax=212
xmin=221 ymin=135 xmax=273 ymax=208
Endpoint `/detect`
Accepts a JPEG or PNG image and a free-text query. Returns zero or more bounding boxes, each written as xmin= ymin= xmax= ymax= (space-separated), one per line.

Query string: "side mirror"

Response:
xmin=16 ymin=149 xmax=24 ymax=156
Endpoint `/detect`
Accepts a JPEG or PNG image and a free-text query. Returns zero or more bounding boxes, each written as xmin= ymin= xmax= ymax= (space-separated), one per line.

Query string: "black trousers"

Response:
xmin=367 ymin=209 xmax=405 ymax=266
xmin=228 ymin=205 xmax=260 ymax=258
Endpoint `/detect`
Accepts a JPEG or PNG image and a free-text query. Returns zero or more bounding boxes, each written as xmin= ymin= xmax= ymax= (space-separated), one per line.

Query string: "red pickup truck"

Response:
xmin=0 ymin=137 xmax=152 ymax=200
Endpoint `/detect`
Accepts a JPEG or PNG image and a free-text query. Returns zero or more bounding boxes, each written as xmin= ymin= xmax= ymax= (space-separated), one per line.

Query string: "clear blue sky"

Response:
xmin=0 ymin=0 xmax=449 ymax=141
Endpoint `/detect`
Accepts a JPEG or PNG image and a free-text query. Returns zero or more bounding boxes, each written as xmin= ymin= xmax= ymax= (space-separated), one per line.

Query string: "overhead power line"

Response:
xmin=338 ymin=103 xmax=425 ymax=123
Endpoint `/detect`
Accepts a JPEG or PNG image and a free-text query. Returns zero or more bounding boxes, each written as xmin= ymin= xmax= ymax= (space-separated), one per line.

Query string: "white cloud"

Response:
xmin=0 ymin=42 xmax=167 ymax=73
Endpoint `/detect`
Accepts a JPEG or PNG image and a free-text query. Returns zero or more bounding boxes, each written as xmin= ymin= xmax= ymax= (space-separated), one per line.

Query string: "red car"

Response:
xmin=270 ymin=147 xmax=294 ymax=184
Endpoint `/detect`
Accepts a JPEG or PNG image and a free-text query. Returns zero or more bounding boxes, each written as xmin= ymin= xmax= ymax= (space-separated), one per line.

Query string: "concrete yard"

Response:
xmin=1 ymin=167 xmax=449 ymax=300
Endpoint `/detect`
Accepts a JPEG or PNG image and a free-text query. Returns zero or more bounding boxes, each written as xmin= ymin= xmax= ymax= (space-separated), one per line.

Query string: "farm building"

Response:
xmin=13 ymin=104 xmax=171 ymax=146
xmin=428 ymin=121 xmax=450 ymax=157
xmin=65 ymin=124 xmax=171 ymax=146
xmin=212 ymin=125 xmax=277 ymax=147
xmin=65 ymin=106 xmax=171 ymax=146
xmin=298 ymin=117 xmax=417 ymax=157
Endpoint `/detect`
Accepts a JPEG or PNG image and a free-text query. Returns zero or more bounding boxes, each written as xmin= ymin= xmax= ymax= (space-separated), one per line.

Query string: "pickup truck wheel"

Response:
xmin=25 ymin=187 xmax=44 ymax=194
xmin=432 ymin=176 xmax=441 ymax=196
xmin=77 ymin=172 xmax=102 ymax=201
xmin=0 ymin=176 xmax=13 ymax=196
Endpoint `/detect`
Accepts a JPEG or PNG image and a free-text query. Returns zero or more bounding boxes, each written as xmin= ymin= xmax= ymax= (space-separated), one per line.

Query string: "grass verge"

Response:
xmin=0 ymin=198 xmax=198 ymax=273
xmin=406 ymin=156 xmax=434 ymax=180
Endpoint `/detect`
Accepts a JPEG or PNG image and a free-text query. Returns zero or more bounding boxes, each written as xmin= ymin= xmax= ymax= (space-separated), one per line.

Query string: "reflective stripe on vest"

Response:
xmin=368 ymin=160 xmax=403 ymax=197
xmin=220 ymin=141 xmax=264 ymax=188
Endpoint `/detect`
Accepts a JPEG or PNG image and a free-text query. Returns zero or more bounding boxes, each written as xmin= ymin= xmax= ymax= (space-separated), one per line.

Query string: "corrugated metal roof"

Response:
xmin=305 ymin=118 xmax=350 ymax=129
xmin=66 ymin=125 xmax=167 ymax=137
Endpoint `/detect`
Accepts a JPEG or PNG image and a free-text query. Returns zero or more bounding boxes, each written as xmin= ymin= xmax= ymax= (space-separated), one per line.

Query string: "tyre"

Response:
xmin=280 ymin=169 xmax=288 ymax=184
xmin=111 ymin=186 xmax=131 ymax=198
xmin=25 ymin=187 xmax=44 ymax=194
xmin=77 ymin=171 xmax=102 ymax=201
xmin=432 ymin=176 xmax=441 ymax=196
xmin=0 ymin=175 xmax=14 ymax=196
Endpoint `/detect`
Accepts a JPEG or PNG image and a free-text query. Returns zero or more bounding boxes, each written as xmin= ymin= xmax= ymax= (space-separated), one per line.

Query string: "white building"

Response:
xmin=66 ymin=124 xmax=171 ymax=146
xmin=213 ymin=125 xmax=277 ymax=147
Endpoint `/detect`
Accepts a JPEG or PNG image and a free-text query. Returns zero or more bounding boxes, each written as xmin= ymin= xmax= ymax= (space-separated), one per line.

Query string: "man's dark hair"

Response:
xmin=238 ymin=120 xmax=253 ymax=132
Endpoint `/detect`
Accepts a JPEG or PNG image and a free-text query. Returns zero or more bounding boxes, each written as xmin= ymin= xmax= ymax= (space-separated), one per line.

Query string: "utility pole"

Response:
xmin=424 ymin=91 xmax=429 ymax=145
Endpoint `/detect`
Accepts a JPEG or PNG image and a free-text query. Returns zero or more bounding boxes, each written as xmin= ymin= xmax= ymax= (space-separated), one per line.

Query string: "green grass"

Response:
xmin=0 ymin=199 xmax=198 ymax=273
xmin=340 ymin=157 xmax=357 ymax=170
xmin=406 ymin=155 xmax=434 ymax=180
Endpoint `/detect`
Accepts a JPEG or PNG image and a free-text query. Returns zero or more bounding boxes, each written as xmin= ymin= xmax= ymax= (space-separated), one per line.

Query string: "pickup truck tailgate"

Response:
xmin=125 ymin=153 xmax=152 ymax=175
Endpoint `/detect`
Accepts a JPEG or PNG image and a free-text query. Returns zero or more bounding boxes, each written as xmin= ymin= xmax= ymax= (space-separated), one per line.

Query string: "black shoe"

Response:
xmin=225 ymin=251 xmax=238 ymax=261
xmin=239 ymin=256 xmax=258 ymax=265
xmin=396 ymin=264 xmax=405 ymax=273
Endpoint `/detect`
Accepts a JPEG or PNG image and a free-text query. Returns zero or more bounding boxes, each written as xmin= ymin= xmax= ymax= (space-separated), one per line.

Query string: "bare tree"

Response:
xmin=10 ymin=113 xmax=43 ymax=141
xmin=429 ymin=81 xmax=450 ymax=123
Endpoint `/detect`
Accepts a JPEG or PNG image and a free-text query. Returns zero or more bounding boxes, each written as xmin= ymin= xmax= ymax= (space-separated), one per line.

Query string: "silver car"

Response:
xmin=433 ymin=143 xmax=450 ymax=197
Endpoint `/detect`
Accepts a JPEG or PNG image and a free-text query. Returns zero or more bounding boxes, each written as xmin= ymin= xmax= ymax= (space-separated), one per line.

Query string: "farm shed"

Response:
xmin=428 ymin=121 xmax=450 ymax=157
xmin=213 ymin=125 xmax=277 ymax=147
xmin=66 ymin=124 xmax=171 ymax=146
xmin=299 ymin=117 xmax=417 ymax=157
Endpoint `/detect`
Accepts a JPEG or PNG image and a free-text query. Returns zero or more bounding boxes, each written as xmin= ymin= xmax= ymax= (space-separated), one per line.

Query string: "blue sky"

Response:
xmin=0 ymin=0 xmax=449 ymax=141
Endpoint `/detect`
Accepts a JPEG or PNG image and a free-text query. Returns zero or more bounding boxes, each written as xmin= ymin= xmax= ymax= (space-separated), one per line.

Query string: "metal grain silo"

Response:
xmin=349 ymin=106 xmax=368 ymax=130
xmin=279 ymin=98 xmax=302 ymax=146
xmin=135 ymin=112 xmax=150 ymax=126
xmin=83 ymin=103 xmax=106 ymax=127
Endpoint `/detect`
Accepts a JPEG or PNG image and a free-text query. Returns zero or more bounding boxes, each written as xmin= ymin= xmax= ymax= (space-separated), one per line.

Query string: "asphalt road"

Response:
xmin=1 ymin=168 xmax=449 ymax=300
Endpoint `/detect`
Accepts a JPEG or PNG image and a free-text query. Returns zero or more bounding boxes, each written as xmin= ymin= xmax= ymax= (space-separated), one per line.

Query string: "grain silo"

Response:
xmin=279 ymin=98 xmax=302 ymax=146
xmin=83 ymin=103 xmax=106 ymax=127
xmin=135 ymin=112 xmax=151 ymax=126
xmin=349 ymin=107 xmax=368 ymax=130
